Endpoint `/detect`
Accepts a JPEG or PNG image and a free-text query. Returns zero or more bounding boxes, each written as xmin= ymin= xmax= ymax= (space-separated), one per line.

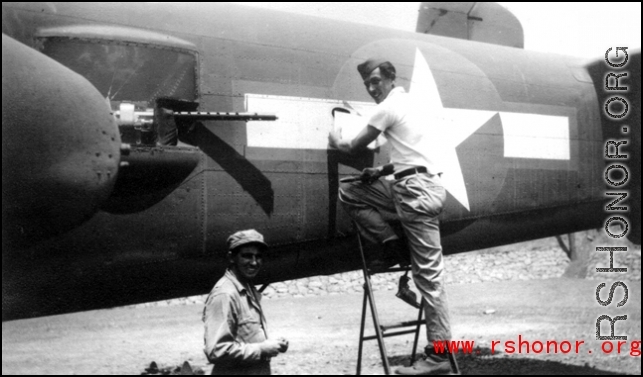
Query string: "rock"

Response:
xmin=272 ymin=282 xmax=286 ymax=290
xmin=180 ymin=361 xmax=193 ymax=375
xmin=145 ymin=362 xmax=159 ymax=374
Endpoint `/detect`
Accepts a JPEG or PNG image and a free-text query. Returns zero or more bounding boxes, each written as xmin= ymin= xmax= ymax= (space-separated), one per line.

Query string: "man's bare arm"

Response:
xmin=329 ymin=125 xmax=381 ymax=154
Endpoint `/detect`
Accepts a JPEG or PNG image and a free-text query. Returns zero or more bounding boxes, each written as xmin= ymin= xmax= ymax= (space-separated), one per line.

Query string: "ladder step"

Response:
xmin=363 ymin=329 xmax=420 ymax=341
xmin=381 ymin=320 xmax=423 ymax=331
xmin=368 ymin=266 xmax=411 ymax=275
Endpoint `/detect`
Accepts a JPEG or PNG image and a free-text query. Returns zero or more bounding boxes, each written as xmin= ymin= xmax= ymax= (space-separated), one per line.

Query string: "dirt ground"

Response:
xmin=2 ymin=278 xmax=641 ymax=375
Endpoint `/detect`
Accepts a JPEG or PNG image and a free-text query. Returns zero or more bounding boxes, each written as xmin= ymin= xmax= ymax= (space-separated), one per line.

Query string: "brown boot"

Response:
xmin=396 ymin=273 xmax=421 ymax=309
xmin=395 ymin=352 xmax=452 ymax=375
xmin=367 ymin=248 xmax=395 ymax=273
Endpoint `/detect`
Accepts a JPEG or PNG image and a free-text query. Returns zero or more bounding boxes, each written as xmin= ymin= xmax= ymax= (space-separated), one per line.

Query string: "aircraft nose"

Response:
xmin=2 ymin=34 xmax=122 ymax=249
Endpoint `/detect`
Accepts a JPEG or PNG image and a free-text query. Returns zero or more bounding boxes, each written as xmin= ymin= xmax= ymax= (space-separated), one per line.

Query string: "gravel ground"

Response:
xmin=126 ymin=230 xmax=640 ymax=309
xmin=2 ymin=278 xmax=640 ymax=375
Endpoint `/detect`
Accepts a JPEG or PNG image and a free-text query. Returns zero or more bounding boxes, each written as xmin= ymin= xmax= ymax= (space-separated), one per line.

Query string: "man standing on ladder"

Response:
xmin=329 ymin=58 xmax=453 ymax=375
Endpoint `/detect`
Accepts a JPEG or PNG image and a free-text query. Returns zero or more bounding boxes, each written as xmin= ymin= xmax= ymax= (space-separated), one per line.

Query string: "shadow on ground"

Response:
xmin=388 ymin=347 xmax=624 ymax=375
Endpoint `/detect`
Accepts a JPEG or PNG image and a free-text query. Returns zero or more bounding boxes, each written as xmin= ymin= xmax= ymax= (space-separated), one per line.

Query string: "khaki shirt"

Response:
xmin=203 ymin=269 xmax=270 ymax=374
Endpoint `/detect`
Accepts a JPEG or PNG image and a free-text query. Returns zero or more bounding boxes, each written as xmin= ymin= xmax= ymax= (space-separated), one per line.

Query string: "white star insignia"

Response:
xmin=409 ymin=48 xmax=497 ymax=211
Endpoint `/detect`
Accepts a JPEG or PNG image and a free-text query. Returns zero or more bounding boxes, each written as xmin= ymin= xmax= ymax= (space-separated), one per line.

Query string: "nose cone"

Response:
xmin=2 ymin=34 xmax=121 ymax=249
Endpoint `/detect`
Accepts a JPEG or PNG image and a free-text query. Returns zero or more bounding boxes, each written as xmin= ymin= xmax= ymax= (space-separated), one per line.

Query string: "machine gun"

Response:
xmin=114 ymin=98 xmax=277 ymax=146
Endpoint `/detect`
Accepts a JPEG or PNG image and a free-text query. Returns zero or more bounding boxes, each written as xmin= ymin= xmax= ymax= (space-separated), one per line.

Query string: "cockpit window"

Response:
xmin=40 ymin=38 xmax=197 ymax=107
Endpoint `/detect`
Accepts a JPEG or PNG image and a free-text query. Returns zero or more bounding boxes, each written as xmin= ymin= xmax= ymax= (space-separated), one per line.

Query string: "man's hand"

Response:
xmin=329 ymin=129 xmax=353 ymax=153
xmin=328 ymin=129 xmax=342 ymax=149
xmin=277 ymin=337 xmax=289 ymax=353
xmin=260 ymin=339 xmax=283 ymax=358
xmin=359 ymin=167 xmax=381 ymax=184
xmin=359 ymin=164 xmax=394 ymax=184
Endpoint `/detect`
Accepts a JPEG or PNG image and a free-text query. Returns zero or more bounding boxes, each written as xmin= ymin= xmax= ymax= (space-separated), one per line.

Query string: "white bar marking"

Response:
xmin=246 ymin=94 xmax=373 ymax=150
xmin=500 ymin=113 xmax=570 ymax=160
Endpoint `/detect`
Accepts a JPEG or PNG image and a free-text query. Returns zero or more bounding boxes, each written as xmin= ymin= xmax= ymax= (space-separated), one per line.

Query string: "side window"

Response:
xmin=40 ymin=38 xmax=197 ymax=108
xmin=39 ymin=37 xmax=198 ymax=145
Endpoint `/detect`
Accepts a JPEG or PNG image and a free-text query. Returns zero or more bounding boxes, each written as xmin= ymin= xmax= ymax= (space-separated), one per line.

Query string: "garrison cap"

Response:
xmin=227 ymin=229 xmax=268 ymax=251
xmin=357 ymin=58 xmax=389 ymax=80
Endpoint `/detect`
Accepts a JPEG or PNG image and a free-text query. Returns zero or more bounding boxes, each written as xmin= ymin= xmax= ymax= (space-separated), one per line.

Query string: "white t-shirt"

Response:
xmin=368 ymin=86 xmax=441 ymax=175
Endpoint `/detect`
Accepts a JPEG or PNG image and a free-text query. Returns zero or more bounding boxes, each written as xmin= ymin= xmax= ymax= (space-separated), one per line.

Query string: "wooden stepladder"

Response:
xmin=354 ymin=227 xmax=461 ymax=375
xmin=354 ymin=228 xmax=425 ymax=375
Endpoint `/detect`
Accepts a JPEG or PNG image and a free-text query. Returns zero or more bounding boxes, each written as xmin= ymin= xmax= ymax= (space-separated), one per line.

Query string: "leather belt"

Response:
xmin=394 ymin=167 xmax=428 ymax=180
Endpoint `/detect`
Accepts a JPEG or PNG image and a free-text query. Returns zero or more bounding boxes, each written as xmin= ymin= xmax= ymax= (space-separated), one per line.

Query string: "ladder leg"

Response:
xmin=448 ymin=351 xmax=460 ymax=375
xmin=356 ymin=289 xmax=368 ymax=375
xmin=410 ymin=301 xmax=424 ymax=365
xmin=356 ymin=230 xmax=391 ymax=375
xmin=365 ymin=282 xmax=391 ymax=374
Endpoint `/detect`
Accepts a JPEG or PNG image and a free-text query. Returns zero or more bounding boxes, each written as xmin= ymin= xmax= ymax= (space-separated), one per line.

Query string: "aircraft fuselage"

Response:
xmin=1 ymin=3 xmax=629 ymax=320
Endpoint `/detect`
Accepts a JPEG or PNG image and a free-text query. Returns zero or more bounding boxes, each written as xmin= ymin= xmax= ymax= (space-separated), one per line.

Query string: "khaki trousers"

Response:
xmin=339 ymin=173 xmax=451 ymax=341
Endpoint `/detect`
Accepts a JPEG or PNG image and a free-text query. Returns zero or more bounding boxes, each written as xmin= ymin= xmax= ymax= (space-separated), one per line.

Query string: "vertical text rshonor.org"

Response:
xmin=596 ymin=46 xmax=632 ymax=347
